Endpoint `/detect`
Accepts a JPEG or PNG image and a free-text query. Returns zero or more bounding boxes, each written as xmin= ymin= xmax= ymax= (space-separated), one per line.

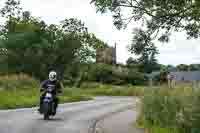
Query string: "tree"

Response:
xmin=126 ymin=57 xmax=138 ymax=68
xmin=0 ymin=0 xmax=21 ymax=18
xmin=129 ymin=28 xmax=160 ymax=73
xmin=0 ymin=1 xmax=107 ymax=80
xmin=61 ymin=18 xmax=107 ymax=63
xmin=137 ymin=52 xmax=160 ymax=73
xmin=188 ymin=64 xmax=199 ymax=71
xmin=0 ymin=0 xmax=22 ymax=33
xmin=3 ymin=19 xmax=83 ymax=80
xmin=91 ymin=0 xmax=200 ymax=53
xmin=176 ymin=64 xmax=189 ymax=71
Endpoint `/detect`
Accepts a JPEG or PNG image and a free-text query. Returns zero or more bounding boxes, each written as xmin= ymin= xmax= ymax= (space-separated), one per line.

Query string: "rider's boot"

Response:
xmin=52 ymin=100 xmax=58 ymax=116
xmin=38 ymin=98 xmax=43 ymax=114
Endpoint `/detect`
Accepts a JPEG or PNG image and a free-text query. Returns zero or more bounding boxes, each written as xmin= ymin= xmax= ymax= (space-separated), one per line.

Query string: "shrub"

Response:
xmin=127 ymin=69 xmax=147 ymax=85
xmin=85 ymin=64 xmax=147 ymax=85
xmin=63 ymin=63 xmax=147 ymax=86
xmin=153 ymin=71 xmax=168 ymax=83
xmin=93 ymin=63 xmax=113 ymax=83
xmin=80 ymin=82 xmax=101 ymax=89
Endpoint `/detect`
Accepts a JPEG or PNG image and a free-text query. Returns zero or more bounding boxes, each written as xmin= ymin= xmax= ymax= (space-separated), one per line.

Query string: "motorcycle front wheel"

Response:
xmin=43 ymin=102 xmax=50 ymax=120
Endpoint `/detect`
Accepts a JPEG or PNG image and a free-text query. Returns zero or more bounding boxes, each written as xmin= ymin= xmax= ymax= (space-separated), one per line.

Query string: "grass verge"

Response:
xmin=0 ymin=88 xmax=92 ymax=109
xmin=136 ymin=84 xmax=200 ymax=133
xmin=78 ymin=84 xmax=145 ymax=96
xmin=0 ymin=83 xmax=145 ymax=109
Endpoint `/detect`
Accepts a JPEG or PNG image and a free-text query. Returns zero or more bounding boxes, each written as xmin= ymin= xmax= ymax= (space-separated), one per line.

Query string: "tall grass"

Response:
xmin=137 ymin=84 xmax=200 ymax=133
xmin=0 ymin=73 xmax=39 ymax=90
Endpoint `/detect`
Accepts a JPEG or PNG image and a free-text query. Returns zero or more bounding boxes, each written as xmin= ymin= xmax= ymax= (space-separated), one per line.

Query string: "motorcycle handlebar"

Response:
xmin=40 ymin=88 xmax=62 ymax=94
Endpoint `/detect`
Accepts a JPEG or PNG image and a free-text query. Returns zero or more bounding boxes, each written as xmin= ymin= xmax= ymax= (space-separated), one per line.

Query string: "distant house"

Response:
xmin=148 ymin=71 xmax=200 ymax=81
xmin=171 ymin=71 xmax=200 ymax=81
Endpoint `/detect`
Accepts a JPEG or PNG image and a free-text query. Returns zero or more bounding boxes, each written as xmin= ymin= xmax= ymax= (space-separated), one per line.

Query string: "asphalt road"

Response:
xmin=0 ymin=97 xmax=138 ymax=133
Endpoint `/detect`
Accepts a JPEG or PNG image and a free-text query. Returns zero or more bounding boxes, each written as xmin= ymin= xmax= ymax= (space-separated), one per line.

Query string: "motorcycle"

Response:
xmin=40 ymin=87 xmax=56 ymax=120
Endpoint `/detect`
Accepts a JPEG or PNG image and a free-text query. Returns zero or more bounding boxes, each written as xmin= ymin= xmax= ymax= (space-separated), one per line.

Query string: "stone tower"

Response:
xmin=96 ymin=43 xmax=117 ymax=65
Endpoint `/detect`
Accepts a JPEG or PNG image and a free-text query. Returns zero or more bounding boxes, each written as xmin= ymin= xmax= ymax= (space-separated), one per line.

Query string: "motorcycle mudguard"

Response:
xmin=42 ymin=100 xmax=54 ymax=114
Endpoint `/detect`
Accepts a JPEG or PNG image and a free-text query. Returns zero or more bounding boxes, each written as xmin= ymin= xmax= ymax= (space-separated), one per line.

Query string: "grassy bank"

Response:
xmin=0 ymin=83 xmax=145 ymax=109
xmin=136 ymin=84 xmax=200 ymax=133
xmin=73 ymin=84 xmax=144 ymax=96
xmin=0 ymin=74 xmax=146 ymax=109
xmin=0 ymin=74 xmax=94 ymax=109
xmin=0 ymin=88 xmax=92 ymax=109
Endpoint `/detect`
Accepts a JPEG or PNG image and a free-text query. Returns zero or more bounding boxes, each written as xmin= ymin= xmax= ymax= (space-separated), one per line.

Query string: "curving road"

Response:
xmin=0 ymin=97 xmax=138 ymax=133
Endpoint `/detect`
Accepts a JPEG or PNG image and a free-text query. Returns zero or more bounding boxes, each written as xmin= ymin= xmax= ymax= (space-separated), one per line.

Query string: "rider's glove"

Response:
xmin=40 ymin=88 xmax=44 ymax=92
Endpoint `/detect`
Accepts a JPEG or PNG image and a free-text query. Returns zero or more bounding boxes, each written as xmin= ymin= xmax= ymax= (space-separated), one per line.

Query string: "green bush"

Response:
xmin=111 ymin=67 xmax=128 ymax=85
xmin=85 ymin=63 xmax=119 ymax=84
xmin=62 ymin=63 xmax=147 ymax=86
xmin=127 ymin=69 xmax=147 ymax=85
xmin=91 ymin=63 xmax=113 ymax=83
xmin=81 ymin=63 xmax=147 ymax=85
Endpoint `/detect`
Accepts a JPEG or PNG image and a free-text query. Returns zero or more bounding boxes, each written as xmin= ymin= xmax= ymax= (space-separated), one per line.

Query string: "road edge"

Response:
xmin=88 ymin=104 xmax=135 ymax=133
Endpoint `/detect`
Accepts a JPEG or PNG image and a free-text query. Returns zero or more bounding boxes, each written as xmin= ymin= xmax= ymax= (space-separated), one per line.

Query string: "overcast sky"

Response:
xmin=2 ymin=0 xmax=200 ymax=65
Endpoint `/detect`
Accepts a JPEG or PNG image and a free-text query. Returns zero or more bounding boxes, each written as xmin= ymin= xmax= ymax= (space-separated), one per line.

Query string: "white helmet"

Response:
xmin=49 ymin=71 xmax=57 ymax=81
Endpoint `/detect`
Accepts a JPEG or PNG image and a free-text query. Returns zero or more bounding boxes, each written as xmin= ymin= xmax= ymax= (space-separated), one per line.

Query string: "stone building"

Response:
xmin=96 ymin=43 xmax=117 ymax=65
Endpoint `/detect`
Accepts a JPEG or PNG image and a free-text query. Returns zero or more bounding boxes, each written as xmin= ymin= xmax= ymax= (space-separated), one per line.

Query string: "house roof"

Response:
xmin=171 ymin=71 xmax=200 ymax=81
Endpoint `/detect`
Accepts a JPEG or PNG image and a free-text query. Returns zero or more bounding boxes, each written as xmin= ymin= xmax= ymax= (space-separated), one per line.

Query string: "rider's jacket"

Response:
xmin=41 ymin=80 xmax=62 ymax=95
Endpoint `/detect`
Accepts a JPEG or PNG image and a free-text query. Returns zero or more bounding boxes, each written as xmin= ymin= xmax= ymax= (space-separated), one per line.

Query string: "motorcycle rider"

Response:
xmin=38 ymin=71 xmax=62 ymax=115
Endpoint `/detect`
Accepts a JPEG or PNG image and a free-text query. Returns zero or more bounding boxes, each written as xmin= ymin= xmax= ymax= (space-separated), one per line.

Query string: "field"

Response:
xmin=0 ymin=75 xmax=145 ymax=109
xmin=5 ymin=74 xmax=200 ymax=133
